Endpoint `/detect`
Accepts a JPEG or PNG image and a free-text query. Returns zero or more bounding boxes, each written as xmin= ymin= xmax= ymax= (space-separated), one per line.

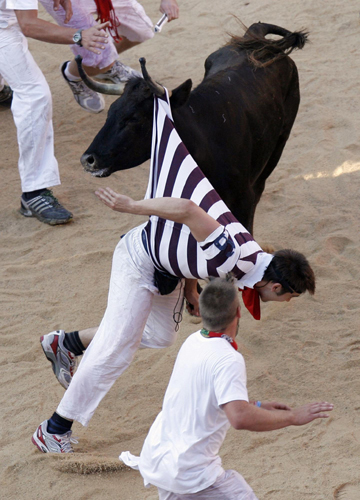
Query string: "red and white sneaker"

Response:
xmin=32 ymin=420 xmax=77 ymax=453
xmin=40 ymin=330 xmax=76 ymax=389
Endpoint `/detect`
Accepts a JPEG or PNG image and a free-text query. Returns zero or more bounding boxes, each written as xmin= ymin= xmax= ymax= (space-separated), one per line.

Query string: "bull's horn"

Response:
xmin=75 ymin=56 xmax=125 ymax=96
xmin=139 ymin=57 xmax=165 ymax=97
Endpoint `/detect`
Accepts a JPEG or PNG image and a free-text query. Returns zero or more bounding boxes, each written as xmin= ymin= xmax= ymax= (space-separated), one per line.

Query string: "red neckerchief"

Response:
xmin=94 ymin=0 xmax=121 ymax=42
xmin=200 ymin=328 xmax=238 ymax=351
xmin=241 ymin=287 xmax=261 ymax=320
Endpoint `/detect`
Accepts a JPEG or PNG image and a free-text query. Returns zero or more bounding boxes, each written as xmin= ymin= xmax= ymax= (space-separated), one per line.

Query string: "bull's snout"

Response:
xmin=80 ymin=153 xmax=112 ymax=177
xmin=81 ymin=153 xmax=97 ymax=171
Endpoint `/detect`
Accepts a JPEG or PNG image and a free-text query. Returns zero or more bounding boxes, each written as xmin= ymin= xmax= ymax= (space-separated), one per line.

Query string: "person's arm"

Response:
xmin=184 ymin=279 xmax=200 ymax=316
xmin=53 ymin=0 xmax=72 ymax=23
xmin=249 ymin=400 xmax=291 ymax=411
xmin=95 ymin=187 xmax=220 ymax=242
xmin=160 ymin=0 xmax=179 ymax=21
xmin=222 ymin=400 xmax=333 ymax=431
xmin=14 ymin=10 xmax=109 ymax=54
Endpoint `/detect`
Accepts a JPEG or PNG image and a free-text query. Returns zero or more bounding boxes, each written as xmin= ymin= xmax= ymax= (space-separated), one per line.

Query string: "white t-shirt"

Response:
xmin=139 ymin=331 xmax=249 ymax=494
xmin=0 ymin=0 xmax=37 ymax=29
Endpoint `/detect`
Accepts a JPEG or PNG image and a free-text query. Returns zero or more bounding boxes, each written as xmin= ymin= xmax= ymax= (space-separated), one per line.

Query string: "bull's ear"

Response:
xmin=170 ymin=79 xmax=192 ymax=109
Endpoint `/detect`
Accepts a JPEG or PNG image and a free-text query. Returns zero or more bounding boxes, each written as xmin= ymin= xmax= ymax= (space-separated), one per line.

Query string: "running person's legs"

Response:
xmin=54 ymin=225 xmax=182 ymax=426
xmin=0 ymin=25 xmax=59 ymax=193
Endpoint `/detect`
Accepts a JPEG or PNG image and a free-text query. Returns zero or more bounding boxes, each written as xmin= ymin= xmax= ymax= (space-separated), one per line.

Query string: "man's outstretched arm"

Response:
xmin=15 ymin=10 xmax=109 ymax=54
xmin=95 ymin=187 xmax=220 ymax=242
xmin=223 ymin=400 xmax=334 ymax=432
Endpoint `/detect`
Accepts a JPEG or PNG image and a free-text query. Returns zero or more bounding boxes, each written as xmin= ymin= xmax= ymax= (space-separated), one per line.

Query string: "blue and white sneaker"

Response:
xmin=20 ymin=190 xmax=73 ymax=225
xmin=40 ymin=330 xmax=76 ymax=389
xmin=32 ymin=420 xmax=77 ymax=453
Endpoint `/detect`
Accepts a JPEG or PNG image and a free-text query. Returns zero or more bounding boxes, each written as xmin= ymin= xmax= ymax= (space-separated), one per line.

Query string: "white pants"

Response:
xmin=57 ymin=225 xmax=184 ymax=426
xmin=158 ymin=470 xmax=258 ymax=500
xmin=40 ymin=0 xmax=154 ymax=69
xmin=0 ymin=25 xmax=60 ymax=192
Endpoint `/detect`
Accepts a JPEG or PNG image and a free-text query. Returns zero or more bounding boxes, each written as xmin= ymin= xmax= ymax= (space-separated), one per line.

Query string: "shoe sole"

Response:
xmin=20 ymin=206 xmax=72 ymax=225
xmin=40 ymin=335 xmax=70 ymax=389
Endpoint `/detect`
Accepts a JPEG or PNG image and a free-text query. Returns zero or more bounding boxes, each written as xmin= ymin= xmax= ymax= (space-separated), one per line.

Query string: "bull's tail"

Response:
xmin=230 ymin=22 xmax=309 ymax=67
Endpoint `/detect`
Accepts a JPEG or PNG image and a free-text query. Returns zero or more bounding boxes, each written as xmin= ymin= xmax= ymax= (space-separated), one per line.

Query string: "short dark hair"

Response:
xmin=262 ymin=249 xmax=315 ymax=295
xmin=199 ymin=276 xmax=239 ymax=332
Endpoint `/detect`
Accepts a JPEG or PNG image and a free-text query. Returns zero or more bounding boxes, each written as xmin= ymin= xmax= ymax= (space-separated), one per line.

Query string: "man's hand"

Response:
xmin=95 ymin=187 xmax=136 ymax=212
xmin=54 ymin=0 xmax=73 ymax=24
xmin=81 ymin=22 xmax=110 ymax=55
xmin=184 ymin=279 xmax=200 ymax=317
xmin=260 ymin=401 xmax=291 ymax=411
xmin=160 ymin=0 xmax=179 ymax=21
xmin=291 ymin=402 xmax=334 ymax=425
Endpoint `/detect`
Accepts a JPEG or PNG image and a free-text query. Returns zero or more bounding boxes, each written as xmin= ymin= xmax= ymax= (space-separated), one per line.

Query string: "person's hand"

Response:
xmin=260 ymin=401 xmax=292 ymax=411
xmin=160 ymin=0 xmax=179 ymax=21
xmin=81 ymin=22 xmax=110 ymax=54
xmin=184 ymin=279 xmax=201 ymax=317
xmin=54 ymin=0 xmax=73 ymax=23
xmin=291 ymin=402 xmax=334 ymax=425
xmin=95 ymin=187 xmax=135 ymax=213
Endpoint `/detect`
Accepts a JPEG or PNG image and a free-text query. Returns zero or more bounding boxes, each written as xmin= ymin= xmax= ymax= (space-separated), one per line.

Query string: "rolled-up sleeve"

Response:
xmin=199 ymin=225 xmax=241 ymax=274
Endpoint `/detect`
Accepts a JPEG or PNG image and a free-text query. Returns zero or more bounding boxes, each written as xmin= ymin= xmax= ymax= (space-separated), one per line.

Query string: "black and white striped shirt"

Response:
xmin=143 ymin=91 xmax=273 ymax=288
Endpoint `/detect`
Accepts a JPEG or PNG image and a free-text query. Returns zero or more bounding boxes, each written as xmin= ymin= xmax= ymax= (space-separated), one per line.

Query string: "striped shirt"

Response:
xmin=143 ymin=90 xmax=273 ymax=288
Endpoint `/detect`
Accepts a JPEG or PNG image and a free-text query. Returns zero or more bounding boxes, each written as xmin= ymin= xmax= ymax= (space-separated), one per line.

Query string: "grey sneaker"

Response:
xmin=32 ymin=420 xmax=77 ymax=453
xmin=96 ymin=59 xmax=142 ymax=84
xmin=61 ymin=61 xmax=105 ymax=113
xmin=20 ymin=190 xmax=73 ymax=225
xmin=40 ymin=330 xmax=76 ymax=389
xmin=0 ymin=85 xmax=12 ymax=106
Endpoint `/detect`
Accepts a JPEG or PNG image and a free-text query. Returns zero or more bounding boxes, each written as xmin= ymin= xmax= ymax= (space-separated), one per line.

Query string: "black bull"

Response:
xmin=79 ymin=22 xmax=308 ymax=234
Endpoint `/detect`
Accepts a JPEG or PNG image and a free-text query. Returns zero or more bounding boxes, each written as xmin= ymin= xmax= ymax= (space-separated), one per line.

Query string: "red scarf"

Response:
xmin=200 ymin=328 xmax=238 ymax=351
xmin=241 ymin=287 xmax=261 ymax=320
xmin=94 ymin=0 xmax=121 ymax=42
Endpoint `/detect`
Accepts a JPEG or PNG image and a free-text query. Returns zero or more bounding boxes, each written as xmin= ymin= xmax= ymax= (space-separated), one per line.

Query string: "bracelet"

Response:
xmin=256 ymin=401 xmax=261 ymax=407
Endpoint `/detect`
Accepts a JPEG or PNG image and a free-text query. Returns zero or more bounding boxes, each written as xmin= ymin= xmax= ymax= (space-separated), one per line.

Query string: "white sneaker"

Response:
xmin=32 ymin=420 xmax=77 ymax=453
xmin=40 ymin=330 xmax=76 ymax=389
xmin=96 ymin=59 xmax=142 ymax=84
xmin=61 ymin=61 xmax=105 ymax=113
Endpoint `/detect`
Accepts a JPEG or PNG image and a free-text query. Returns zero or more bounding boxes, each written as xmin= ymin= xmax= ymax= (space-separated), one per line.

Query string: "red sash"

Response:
xmin=94 ymin=0 xmax=121 ymax=42
xmin=241 ymin=287 xmax=261 ymax=320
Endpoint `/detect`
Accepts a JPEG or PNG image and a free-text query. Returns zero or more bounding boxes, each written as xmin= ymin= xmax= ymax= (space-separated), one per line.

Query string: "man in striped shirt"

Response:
xmin=32 ymin=91 xmax=315 ymax=453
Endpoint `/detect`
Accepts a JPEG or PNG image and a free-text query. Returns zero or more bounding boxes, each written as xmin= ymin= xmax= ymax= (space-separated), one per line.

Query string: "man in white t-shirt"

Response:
xmin=0 ymin=0 xmax=108 ymax=224
xmin=133 ymin=277 xmax=334 ymax=499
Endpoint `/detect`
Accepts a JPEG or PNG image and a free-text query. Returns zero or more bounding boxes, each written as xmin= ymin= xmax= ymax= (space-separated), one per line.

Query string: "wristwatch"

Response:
xmin=72 ymin=29 xmax=83 ymax=47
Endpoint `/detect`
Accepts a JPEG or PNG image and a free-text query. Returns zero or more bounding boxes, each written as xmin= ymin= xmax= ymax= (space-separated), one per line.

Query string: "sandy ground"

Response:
xmin=1 ymin=0 xmax=360 ymax=499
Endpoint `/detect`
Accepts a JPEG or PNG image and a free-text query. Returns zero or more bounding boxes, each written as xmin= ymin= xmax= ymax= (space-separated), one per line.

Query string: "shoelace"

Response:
xmin=58 ymin=433 xmax=79 ymax=453
xmin=72 ymin=81 xmax=94 ymax=96
xmin=41 ymin=190 xmax=62 ymax=208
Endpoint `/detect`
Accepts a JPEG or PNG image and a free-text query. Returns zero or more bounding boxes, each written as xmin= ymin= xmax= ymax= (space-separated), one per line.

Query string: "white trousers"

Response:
xmin=40 ymin=0 xmax=154 ymax=69
xmin=0 ymin=25 xmax=60 ymax=192
xmin=57 ymin=225 xmax=184 ymax=426
xmin=158 ymin=470 xmax=258 ymax=500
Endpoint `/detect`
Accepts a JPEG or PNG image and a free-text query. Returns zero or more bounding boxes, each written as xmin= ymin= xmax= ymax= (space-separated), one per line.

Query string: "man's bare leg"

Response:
xmin=78 ymin=326 xmax=98 ymax=348
xmin=67 ymin=60 xmax=113 ymax=78
xmin=115 ymin=37 xmax=141 ymax=54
